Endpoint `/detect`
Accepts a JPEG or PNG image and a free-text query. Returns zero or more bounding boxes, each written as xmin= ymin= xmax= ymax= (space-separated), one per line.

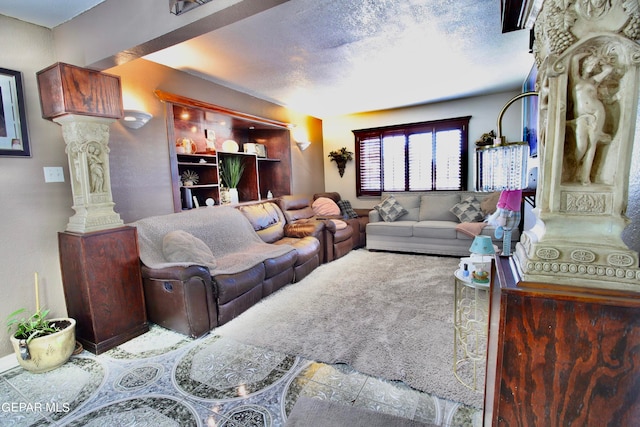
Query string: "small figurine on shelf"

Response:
xmin=487 ymin=189 xmax=522 ymax=256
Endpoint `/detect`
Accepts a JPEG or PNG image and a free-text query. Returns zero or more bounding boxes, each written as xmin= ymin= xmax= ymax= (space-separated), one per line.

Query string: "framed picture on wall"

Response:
xmin=522 ymin=63 xmax=538 ymax=158
xmin=0 ymin=68 xmax=30 ymax=157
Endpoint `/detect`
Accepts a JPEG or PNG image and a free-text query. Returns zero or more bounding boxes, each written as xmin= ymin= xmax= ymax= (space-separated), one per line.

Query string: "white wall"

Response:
xmin=0 ymin=16 xmax=71 ymax=357
xmin=322 ymin=90 xmax=524 ymax=209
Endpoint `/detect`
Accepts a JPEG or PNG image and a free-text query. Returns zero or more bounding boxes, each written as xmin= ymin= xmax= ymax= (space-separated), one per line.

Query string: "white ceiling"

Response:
xmin=0 ymin=0 xmax=106 ymax=28
xmin=0 ymin=0 xmax=534 ymax=118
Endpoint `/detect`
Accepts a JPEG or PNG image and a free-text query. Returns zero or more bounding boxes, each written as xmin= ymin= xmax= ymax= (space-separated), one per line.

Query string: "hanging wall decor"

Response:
xmin=328 ymin=147 xmax=353 ymax=177
xmin=0 ymin=68 xmax=30 ymax=157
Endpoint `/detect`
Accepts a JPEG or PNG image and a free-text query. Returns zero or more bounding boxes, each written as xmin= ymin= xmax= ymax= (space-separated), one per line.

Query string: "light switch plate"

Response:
xmin=43 ymin=166 xmax=64 ymax=183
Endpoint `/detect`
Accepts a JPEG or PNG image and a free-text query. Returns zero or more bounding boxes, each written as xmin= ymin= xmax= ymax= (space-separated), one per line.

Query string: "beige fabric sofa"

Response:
xmin=366 ymin=191 xmax=520 ymax=256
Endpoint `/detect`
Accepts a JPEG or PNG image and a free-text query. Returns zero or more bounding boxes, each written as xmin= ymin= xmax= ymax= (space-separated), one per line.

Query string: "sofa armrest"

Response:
xmin=140 ymin=264 xmax=218 ymax=337
xmin=368 ymin=210 xmax=382 ymax=222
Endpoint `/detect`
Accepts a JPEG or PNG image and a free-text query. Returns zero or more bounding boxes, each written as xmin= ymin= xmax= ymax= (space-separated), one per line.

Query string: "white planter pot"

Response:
xmin=229 ymin=188 xmax=239 ymax=204
xmin=10 ymin=318 xmax=76 ymax=373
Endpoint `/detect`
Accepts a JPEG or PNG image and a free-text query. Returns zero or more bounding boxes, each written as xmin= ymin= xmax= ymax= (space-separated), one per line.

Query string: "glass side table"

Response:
xmin=453 ymin=268 xmax=490 ymax=391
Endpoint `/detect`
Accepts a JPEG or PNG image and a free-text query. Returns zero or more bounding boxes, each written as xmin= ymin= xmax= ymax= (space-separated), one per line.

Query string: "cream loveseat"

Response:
xmin=366 ymin=191 xmax=520 ymax=256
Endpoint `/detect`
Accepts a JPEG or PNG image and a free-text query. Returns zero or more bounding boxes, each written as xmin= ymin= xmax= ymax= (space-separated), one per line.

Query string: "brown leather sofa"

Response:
xmin=132 ymin=207 xmax=301 ymax=337
xmin=236 ymin=200 xmax=321 ymax=282
xmin=277 ymin=195 xmax=354 ymax=263
xmin=313 ymin=192 xmax=369 ymax=249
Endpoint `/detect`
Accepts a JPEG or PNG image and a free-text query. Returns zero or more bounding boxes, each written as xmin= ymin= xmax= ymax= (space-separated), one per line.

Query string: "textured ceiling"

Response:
xmin=145 ymin=0 xmax=534 ymax=117
xmin=0 ymin=0 xmax=106 ymax=28
xmin=0 ymin=0 xmax=533 ymax=118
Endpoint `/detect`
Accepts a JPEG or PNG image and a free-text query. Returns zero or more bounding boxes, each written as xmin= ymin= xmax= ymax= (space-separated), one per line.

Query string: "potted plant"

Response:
xmin=328 ymin=147 xmax=353 ymax=177
xmin=219 ymin=156 xmax=245 ymax=204
xmin=6 ymin=308 xmax=76 ymax=373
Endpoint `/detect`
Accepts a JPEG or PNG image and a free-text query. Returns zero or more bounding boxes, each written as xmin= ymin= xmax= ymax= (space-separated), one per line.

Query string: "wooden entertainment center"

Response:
xmin=155 ymin=90 xmax=292 ymax=211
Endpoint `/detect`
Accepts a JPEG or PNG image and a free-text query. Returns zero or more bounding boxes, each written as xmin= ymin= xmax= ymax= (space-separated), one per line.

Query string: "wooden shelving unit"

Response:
xmin=156 ymin=90 xmax=292 ymax=211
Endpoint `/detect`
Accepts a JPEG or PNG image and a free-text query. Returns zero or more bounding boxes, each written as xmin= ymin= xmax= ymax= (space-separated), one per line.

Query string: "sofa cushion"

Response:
xmin=374 ymin=195 xmax=408 ymax=222
xmin=412 ymin=221 xmax=459 ymax=239
xmin=162 ymin=230 xmax=217 ymax=269
xmin=337 ymin=199 xmax=359 ymax=219
xmin=382 ymin=193 xmax=421 ymax=221
xmin=312 ymin=197 xmax=341 ymax=216
xmin=366 ymin=221 xmax=414 ymax=237
xmin=419 ymin=194 xmax=461 ymax=222
xmin=450 ymin=196 xmax=485 ymax=222
xmin=239 ymin=203 xmax=279 ymax=231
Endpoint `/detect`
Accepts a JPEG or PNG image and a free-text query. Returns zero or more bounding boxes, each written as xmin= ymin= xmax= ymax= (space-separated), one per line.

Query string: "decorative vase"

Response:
xmin=336 ymin=160 xmax=347 ymax=177
xmin=229 ymin=188 xmax=239 ymax=204
xmin=10 ymin=318 xmax=76 ymax=373
xmin=220 ymin=188 xmax=230 ymax=205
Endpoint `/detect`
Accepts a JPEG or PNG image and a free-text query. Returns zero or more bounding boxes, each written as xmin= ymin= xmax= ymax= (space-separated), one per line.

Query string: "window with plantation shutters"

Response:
xmin=354 ymin=116 xmax=470 ymax=196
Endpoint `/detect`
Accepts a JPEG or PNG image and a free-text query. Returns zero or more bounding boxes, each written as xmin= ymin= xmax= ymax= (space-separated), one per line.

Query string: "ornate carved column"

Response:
xmin=37 ymin=62 xmax=124 ymax=233
xmin=516 ymin=0 xmax=640 ymax=290
xmin=54 ymin=115 xmax=123 ymax=232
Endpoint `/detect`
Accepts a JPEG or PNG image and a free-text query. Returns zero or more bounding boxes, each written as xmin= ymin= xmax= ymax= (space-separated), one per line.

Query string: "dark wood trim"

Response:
xmin=154 ymin=89 xmax=291 ymax=129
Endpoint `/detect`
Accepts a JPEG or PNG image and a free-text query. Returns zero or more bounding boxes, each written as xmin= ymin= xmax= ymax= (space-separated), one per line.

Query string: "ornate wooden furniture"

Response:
xmin=485 ymin=256 xmax=640 ymax=426
xmin=58 ymin=226 xmax=148 ymax=354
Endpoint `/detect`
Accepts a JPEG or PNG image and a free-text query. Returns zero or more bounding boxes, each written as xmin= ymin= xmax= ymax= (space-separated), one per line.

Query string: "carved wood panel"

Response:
xmin=486 ymin=257 xmax=640 ymax=426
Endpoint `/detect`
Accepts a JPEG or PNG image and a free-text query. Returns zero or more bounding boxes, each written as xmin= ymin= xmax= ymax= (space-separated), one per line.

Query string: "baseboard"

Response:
xmin=0 ymin=353 xmax=18 ymax=374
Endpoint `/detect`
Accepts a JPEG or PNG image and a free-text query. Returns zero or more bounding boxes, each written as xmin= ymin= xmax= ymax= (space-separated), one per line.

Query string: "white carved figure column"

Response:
xmin=516 ymin=0 xmax=640 ymax=290
xmin=54 ymin=114 xmax=123 ymax=233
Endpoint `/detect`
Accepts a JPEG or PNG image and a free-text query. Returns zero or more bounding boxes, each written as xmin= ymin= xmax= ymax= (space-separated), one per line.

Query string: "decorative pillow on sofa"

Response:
xmin=337 ymin=199 xmax=359 ymax=219
xmin=450 ymin=196 xmax=485 ymax=223
xmin=312 ymin=197 xmax=341 ymax=216
xmin=162 ymin=230 xmax=217 ymax=269
xmin=480 ymin=191 xmax=501 ymax=215
xmin=374 ymin=195 xmax=408 ymax=222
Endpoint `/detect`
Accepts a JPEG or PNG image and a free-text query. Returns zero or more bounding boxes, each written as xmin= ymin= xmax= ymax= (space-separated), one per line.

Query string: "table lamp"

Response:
xmin=469 ymin=235 xmax=495 ymax=283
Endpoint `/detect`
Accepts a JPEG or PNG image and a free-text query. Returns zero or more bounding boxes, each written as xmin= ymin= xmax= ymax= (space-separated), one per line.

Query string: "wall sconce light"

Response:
xmin=477 ymin=91 xmax=538 ymax=191
xmin=296 ymin=141 xmax=311 ymax=151
xmin=120 ymin=110 xmax=152 ymax=129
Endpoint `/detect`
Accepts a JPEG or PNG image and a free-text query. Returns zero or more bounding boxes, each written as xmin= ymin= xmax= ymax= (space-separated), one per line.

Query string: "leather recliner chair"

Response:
xmin=277 ymin=195 xmax=354 ymax=263
xmin=236 ymin=200 xmax=321 ymax=282
xmin=313 ymin=192 xmax=369 ymax=249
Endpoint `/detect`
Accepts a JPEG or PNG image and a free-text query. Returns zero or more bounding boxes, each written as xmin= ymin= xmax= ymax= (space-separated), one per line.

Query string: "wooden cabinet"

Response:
xmin=58 ymin=226 xmax=148 ymax=354
xmin=484 ymin=256 xmax=640 ymax=426
xmin=156 ymin=90 xmax=292 ymax=211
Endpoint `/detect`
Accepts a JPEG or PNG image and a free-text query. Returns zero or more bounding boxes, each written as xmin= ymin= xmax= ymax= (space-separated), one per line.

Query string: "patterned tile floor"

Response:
xmin=0 ymin=325 xmax=482 ymax=426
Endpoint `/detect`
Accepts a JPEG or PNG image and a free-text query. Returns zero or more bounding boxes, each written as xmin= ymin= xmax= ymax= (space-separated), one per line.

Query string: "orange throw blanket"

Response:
xmin=456 ymin=221 xmax=487 ymax=237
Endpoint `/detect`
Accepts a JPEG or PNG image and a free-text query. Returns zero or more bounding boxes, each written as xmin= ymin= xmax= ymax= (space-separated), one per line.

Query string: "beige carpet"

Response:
xmin=285 ymin=397 xmax=437 ymax=427
xmin=216 ymin=249 xmax=484 ymax=408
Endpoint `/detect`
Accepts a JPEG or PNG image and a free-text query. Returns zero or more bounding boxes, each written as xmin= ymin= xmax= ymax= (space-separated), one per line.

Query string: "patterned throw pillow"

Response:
xmin=337 ymin=199 xmax=358 ymax=219
xmin=449 ymin=196 xmax=485 ymax=223
xmin=374 ymin=195 xmax=408 ymax=222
